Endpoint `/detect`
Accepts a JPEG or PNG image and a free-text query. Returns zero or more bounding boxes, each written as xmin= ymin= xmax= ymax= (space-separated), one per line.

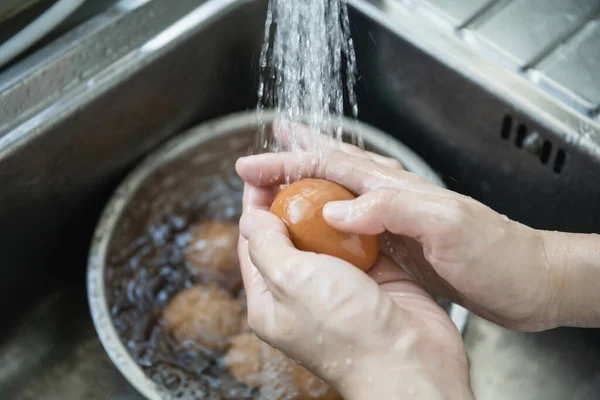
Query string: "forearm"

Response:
xmin=541 ymin=231 xmax=600 ymax=328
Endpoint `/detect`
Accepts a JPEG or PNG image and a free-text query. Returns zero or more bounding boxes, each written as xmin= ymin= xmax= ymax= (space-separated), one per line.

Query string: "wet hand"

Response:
xmin=236 ymin=122 xmax=564 ymax=333
xmin=236 ymin=183 xmax=473 ymax=400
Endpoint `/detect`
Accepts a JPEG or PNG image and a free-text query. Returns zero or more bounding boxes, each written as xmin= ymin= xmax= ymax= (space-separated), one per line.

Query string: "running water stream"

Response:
xmin=255 ymin=0 xmax=362 ymax=157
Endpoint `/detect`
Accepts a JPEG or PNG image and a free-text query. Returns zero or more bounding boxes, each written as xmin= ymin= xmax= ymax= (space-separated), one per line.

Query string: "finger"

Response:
xmin=240 ymin=209 xmax=291 ymax=243
xmin=273 ymin=119 xmax=404 ymax=169
xmin=237 ymin=235 xmax=272 ymax=332
xmin=236 ymin=151 xmax=430 ymax=196
xmin=242 ymin=182 xmax=277 ymax=213
xmin=382 ymin=281 xmax=439 ymax=308
xmin=366 ymin=152 xmax=405 ymax=170
xmin=239 ymin=184 xmax=275 ymax=310
xmin=370 ymin=254 xmax=442 ymax=308
xmin=237 ymin=236 xmax=268 ymax=302
xmin=239 ymin=198 xmax=290 ymax=296
xmin=366 ymin=254 xmax=446 ymax=303
xmin=240 ymin=209 xmax=312 ymax=296
xmin=240 ymin=208 xmax=367 ymax=302
xmin=323 ymin=187 xmax=451 ymax=237
xmin=367 ymin=255 xmax=415 ymax=285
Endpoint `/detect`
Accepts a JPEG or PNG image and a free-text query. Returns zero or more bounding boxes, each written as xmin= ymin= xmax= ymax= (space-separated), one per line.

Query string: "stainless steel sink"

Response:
xmin=0 ymin=0 xmax=599 ymax=399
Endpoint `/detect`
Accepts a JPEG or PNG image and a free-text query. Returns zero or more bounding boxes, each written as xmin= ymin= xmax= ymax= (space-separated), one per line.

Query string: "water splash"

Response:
xmin=255 ymin=0 xmax=361 ymax=158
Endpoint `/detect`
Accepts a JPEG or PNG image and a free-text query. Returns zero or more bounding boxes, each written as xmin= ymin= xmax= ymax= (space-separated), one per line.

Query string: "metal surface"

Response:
xmin=0 ymin=0 xmax=119 ymax=56
xmin=1 ymin=288 xmax=143 ymax=400
xmin=0 ymin=0 xmax=598 ymax=398
xmin=537 ymin=20 xmax=600 ymax=110
xmin=0 ymin=0 xmax=44 ymax=24
xmin=465 ymin=316 xmax=600 ymax=400
xmin=411 ymin=0 xmax=493 ymax=27
xmin=472 ymin=0 xmax=599 ymax=67
xmin=0 ymin=0 xmax=89 ymax=68
xmin=412 ymin=0 xmax=600 ymax=117
xmin=0 ymin=0 xmax=216 ymax=133
xmin=88 ymin=111 xmax=469 ymax=400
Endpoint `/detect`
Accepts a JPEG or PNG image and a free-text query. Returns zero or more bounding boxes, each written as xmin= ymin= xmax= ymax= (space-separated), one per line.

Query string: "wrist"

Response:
xmin=539 ymin=230 xmax=600 ymax=328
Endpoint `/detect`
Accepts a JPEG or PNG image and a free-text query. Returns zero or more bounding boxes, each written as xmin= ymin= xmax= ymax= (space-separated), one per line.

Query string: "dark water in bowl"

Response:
xmin=105 ymin=152 xmax=257 ymax=399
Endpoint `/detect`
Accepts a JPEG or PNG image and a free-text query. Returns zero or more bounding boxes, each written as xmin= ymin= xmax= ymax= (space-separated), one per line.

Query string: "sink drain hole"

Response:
xmin=540 ymin=140 xmax=552 ymax=164
xmin=515 ymin=124 xmax=527 ymax=148
xmin=501 ymin=115 xmax=512 ymax=139
xmin=554 ymin=149 xmax=566 ymax=174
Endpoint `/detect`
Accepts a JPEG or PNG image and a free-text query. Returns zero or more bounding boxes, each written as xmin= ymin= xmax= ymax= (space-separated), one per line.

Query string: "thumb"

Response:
xmin=323 ymin=189 xmax=467 ymax=303
xmin=240 ymin=209 xmax=300 ymax=286
xmin=322 ymin=188 xmax=437 ymax=238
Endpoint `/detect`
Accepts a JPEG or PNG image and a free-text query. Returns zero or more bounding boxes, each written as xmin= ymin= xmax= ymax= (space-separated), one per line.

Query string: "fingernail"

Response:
xmin=239 ymin=212 xmax=256 ymax=239
xmin=323 ymin=201 xmax=351 ymax=220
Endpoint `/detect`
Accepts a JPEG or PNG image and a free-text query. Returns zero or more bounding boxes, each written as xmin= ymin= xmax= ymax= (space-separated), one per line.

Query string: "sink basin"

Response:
xmin=0 ymin=0 xmax=599 ymax=399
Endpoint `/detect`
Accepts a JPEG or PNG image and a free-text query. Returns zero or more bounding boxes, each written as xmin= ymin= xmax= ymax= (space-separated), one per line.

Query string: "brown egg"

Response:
xmin=184 ymin=221 xmax=242 ymax=291
xmin=224 ymin=333 xmax=341 ymax=400
xmin=224 ymin=333 xmax=263 ymax=388
xmin=261 ymin=344 xmax=341 ymax=400
xmin=162 ymin=284 xmax=242 ymax=351
xmin=270 ymin=179 xmax=379 ymax=272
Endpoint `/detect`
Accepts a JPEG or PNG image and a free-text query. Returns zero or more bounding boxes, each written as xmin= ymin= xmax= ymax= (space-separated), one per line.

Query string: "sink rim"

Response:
xmin=87 ymin=110 xmax=470 ymax=400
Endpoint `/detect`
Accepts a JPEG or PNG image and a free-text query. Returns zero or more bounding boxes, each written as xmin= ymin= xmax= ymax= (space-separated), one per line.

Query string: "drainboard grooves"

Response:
xmin=535 ymin=18 xmax=600 ymax=111
xmin=525 ymin=5 xmax=600 ymax=69
xmin=406 ymin=0 xmax=505 ymax=28
xmin=416 ymin=0 xmax=600 ymax=118
xmin=474 ymin=0 xmax=600 ymax=66
xmin=458 ymin=0 xmax=513 ymax=29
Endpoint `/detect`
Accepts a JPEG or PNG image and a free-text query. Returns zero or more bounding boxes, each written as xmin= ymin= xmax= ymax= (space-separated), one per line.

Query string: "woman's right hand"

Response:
xmin=236 ymin=127 xmax=569 ymax=332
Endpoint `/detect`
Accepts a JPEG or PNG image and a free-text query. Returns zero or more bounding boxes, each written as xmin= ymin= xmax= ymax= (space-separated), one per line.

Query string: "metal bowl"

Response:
xmin=87 ymin=111 xmax=470 ymax=400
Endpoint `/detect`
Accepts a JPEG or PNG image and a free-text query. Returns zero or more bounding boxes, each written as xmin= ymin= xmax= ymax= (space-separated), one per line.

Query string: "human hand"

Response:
xmin=236 ymin=122 xmax=564 ymax=333
xmin=236 ymin=164 xmax=473 ymax=400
